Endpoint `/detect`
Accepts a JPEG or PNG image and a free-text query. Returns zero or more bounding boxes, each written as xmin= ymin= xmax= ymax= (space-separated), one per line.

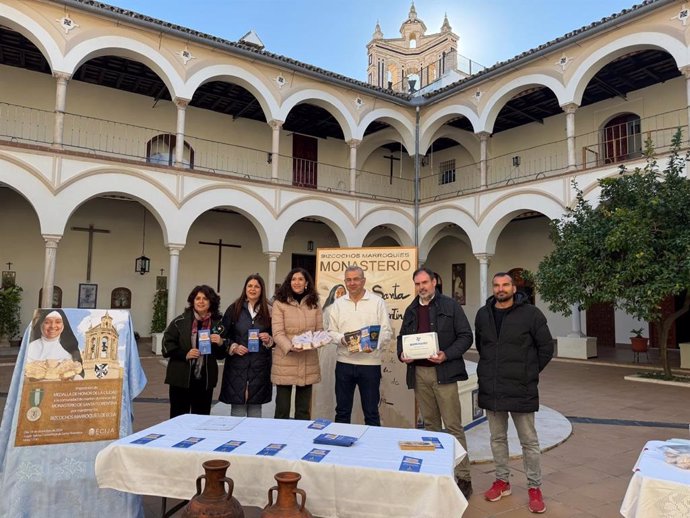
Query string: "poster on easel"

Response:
xmin=0 ymin=308 xmax=147 ymax=518
xmin=315 ymin=246 xmax=417 ymax=428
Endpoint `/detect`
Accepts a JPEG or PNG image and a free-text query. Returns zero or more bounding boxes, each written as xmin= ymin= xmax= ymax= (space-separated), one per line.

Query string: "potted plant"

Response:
xmin=630 ymin=328 xmax=649 ymax=352
xmin=150 ymin=288 xmax=168 ymax=355
xmin=0 ymin=285 xmax=23 ymax=346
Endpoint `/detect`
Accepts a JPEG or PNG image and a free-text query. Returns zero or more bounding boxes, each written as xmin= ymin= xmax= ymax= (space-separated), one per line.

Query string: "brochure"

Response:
xmin=421 ymin=436 xmax=444 ymax=449
xmin=130 ymin=433 xmax=164 ymax=445
xmin=344 ymin=325 xmax=382 ymax=353
xmin=248 ymin=328 xmax=260 ymax=352
xmin=302 ymin=448 xmax=330 ymax=462
xmin=214 ymin=440 xmax=245 ymax=452
xmin=313 ymin=433 xmax=357 ymax=447
xmin=308 ymin=418 xmax=332 ymax=430
xmin=257 ymin=443 xmax=286 ymax=456
xmin=172 ymin=436 xmax=205 ymax=448
xmin=198 ymin=328 xmax=212 ymax=355
xmin=399 ymin=456 xmax=423 ymax=472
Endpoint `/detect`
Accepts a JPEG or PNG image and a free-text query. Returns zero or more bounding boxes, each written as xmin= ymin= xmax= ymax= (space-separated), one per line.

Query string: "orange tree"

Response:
xmin=533 ymin=132 xmax=690 ymax=377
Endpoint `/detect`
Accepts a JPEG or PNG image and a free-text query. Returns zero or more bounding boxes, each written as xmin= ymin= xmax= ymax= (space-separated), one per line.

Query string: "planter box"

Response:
xmin=556 ymin=336 xmax=597 ymax=359
xmin=151 ymin=332 xmax=164 ymax=355
xmin=680 ymin=342 xmax=690 ymax=370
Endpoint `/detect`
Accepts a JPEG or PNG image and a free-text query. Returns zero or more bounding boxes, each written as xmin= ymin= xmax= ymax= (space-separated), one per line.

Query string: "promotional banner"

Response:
xmin=315 ymin=247 xmax=417 ymax=427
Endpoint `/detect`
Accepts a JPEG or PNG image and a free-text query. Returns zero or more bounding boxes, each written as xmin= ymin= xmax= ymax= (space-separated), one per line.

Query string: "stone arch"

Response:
xmin=278 ymin=89 xmax=357 ymax=142
xmin=182 ymin=64 xmax=280 ymax=122
xmin=418 ymin=205 xmax=479 ymax=260
xmin=357 ymin=128 xmax=409 ymax=170
xmin=177 ymin=187 xmax=274 ymax=251
xmin=353 ymin=207 xmax=414 ymax=247
xmin=0 ymin=154 xmax=54 ymax=234
xmin=477 ymin=74 xmax=567 ymax=134
xmin=566 ymin=32 xmax=688 ymax=106
xmin=420 ymin=104 xmax=480 ymax=153
xmin=477 ymin=191 xmax=565 ymax=254
xmin=52 ymin=171 xmax=178 ymax=243
xmin=355 ymin=108 xmax=415 ymax=152
xmin=423 ymin=126 xmax=480 ymax=163
xmin=275 ymin=198 xmax=356 ymax=249
xmin=0 ymin=4 xmax=62 ymax=72
xmin=62 ymin=36 xmax=183 ymax=99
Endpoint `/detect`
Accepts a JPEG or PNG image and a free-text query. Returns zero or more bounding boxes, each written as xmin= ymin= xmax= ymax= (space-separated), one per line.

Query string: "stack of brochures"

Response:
xmin=344 ymin=325 xmax=381 ymax=353
xmin=313 ymin=433 xmax=358 ymax=447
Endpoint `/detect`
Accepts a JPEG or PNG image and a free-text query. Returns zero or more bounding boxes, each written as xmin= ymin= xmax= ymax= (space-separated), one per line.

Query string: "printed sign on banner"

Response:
xmin=315 ymin=246 xmax=417 ymax=427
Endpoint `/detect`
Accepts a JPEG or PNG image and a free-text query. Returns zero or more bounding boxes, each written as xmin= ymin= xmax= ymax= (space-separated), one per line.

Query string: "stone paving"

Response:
xmin=1 ymin=343 xmax=689 ymax=517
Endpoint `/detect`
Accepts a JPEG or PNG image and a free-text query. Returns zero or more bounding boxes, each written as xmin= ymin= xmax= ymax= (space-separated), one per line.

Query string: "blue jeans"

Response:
xmin=335 ymin=361 xmax=382 ymax=426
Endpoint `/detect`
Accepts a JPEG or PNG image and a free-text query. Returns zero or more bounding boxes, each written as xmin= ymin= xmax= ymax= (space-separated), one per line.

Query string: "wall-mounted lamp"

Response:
xmin=267 ymin=152 xmax=273 ymax=164
xmin=512 ymin=155 xmax=521 ymax=167
xmin=307 ymin=240 xmax=314 ymax=252
xmin=420 ymin=155 xmax=429 ymax=167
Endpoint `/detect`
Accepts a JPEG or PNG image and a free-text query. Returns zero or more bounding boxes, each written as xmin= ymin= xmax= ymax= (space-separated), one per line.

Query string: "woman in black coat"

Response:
xmin=219 ymin=274 xmax=273 ymax=417
xmin=162 ymin=285 xmax=226 ymax=418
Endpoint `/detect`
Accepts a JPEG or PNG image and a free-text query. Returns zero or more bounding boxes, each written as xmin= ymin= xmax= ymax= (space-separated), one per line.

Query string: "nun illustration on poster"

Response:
xmin=24 ymin=309 xmax=83 ymax=380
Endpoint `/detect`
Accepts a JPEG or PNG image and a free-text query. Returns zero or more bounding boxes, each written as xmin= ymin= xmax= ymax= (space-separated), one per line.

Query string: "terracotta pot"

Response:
xmin=631 ymin=336 xmax=649 ymax=352
xmin=261 ymin=471 xmax=313 ymax=518
xmin=182 ymin=459 xmax=244 ymax=518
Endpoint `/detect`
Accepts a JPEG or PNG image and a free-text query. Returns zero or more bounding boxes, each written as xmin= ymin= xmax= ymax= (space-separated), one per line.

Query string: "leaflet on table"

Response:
xmin=198 ymin=328 xmax=212 ymax=355
xmin=308 ymin=418 xmax=332 ymax=430
xmin=302 ymin=448 xmax=330 ymax=462
xmin=215 ymin=440 xmax=245 ymax=452
xmin=257 ymin=443 xmax=286 ymax=456
xmin=401 ymin=332 xmax=439 ymax=360
xmin=193 ymin=416 xmax=244 ymax=431
xmin=172 ymin=436 xmax=205 ymax=448
xmin=422 ymin=436 xmax=444 ymax=449
xmin=130 ymin=433 xmax=164 ymax=445
xmin=248 ymin=328 xmax=260 ymax=353
xmin=313 ymin=433 xmax=357 ymax=447
xmin=344 ymin=325 xmax=381 ymax=353
xmin=399 ymin=456 xmax=423 ymax=472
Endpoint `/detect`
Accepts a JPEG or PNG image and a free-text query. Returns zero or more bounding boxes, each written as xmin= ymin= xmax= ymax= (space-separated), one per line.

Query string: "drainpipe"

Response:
xmin=414 ymin=106 xmax=420 ymax=247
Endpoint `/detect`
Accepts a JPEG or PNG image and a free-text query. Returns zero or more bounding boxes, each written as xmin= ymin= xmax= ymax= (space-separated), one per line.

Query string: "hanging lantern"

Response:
xmin=134 ymin=207 xmax=150 ymax=275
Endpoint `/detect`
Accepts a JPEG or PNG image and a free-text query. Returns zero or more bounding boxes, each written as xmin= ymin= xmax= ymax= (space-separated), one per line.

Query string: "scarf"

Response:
xmin=191 ymin=311 xmax=211 ymax=380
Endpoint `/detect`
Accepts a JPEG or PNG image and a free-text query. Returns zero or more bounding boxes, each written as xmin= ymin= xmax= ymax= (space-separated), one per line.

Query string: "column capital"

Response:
xmin=53 ymin=71 xmax=71 ymax=83
xmin=680 ymin=66 xmax=690 ymax=78
xmin=561 ymin=102 xmax=579 ymax=114
xmin=476 ymin=131 xmax=491 ymax=141
xmin=174 ymin=97 xmax=190 ymax=109
xmin=268 ymin=119 xmax=284 ymax=130
xmin=168 ymin=244 xmax=185 ymax=254
xmin=265 ymin=251 xmax=281 ymax=260
xmin=347 ymin=139 xmax=362 ymax=149
xmin=42 ymin=234 xmax=62 ymax=246
xmin=474 ymin=253 xmax=493 ymax=263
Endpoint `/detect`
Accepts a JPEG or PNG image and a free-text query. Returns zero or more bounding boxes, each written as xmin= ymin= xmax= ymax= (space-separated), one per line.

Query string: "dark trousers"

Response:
xmin=169 ymin=378 xmax=213 ymax=419
xmin=335 ymin=361 xmax=382 ymax=426
xmin=274 ymin=384 xmax=313 ymax=420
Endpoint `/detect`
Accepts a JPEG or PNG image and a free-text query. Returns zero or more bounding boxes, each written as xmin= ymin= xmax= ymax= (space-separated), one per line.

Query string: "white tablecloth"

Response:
xmin=620 ymin=440 xmax=690 ymax=518
xmin=96 ymin=414 xmax=467 ymax=518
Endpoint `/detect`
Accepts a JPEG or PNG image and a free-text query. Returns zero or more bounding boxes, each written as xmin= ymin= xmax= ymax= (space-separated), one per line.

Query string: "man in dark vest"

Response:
xmin=475 ymin=272 xmax=553 ymax=514
xmin=397 ymin=267 xmax=474 ymax=499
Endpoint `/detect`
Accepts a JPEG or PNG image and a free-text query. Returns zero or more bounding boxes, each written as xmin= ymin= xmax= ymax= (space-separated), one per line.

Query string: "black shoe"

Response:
xmin=457 ymin=478 xmax=473 ymax=499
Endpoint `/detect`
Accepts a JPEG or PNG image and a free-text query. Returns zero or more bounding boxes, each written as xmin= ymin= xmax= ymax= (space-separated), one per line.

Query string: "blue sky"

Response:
xmin=107 ymin=0 xmax=637 ymax=80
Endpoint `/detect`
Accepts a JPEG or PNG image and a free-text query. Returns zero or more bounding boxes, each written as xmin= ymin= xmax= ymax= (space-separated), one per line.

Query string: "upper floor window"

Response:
xmin=601 ymin=113 xmax=641 ymax=164
xmin=146 ymin=134 xmax=194 ymax=168
xmin=439 ymin=159 xmax=456 ymax=185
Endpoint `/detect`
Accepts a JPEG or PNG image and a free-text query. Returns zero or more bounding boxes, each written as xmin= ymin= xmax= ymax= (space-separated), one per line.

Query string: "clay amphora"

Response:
xmin=181 ymin=459 xmax=245 ymax=518
xmin=261 ymin=471 xmax=313 ymax=518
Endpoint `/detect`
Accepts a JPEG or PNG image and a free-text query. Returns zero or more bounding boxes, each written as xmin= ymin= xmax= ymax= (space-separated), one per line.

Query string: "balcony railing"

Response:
xmin=0 ymin=102 xmax=686 ymax=205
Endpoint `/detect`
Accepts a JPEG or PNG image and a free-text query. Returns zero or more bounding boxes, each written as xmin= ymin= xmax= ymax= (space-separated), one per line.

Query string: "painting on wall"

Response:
xmin=451 ymin=263 xmax=466 ymax=305
xmin=78 ymin=283 xmax=98 ymax=309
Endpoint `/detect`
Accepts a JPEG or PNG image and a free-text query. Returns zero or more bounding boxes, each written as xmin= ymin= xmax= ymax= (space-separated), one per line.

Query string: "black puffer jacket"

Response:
xmin=474 ymin=294 xmax=553 ymax=413
xmin=397 ymin=293 xmax=473 ymax=389
xmin=218 ymin=302 xmax=273 ymax=405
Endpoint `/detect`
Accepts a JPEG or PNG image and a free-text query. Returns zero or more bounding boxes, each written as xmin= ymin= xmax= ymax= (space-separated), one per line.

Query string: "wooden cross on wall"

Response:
xmin=71 ymin=224 xmax=110 ymax=282
xmin=198 ymin=239 xmax=242 ymax=292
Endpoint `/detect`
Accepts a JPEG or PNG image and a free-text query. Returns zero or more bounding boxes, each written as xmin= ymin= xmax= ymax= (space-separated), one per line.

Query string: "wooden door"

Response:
xmin=292 ymin=134 xmax=318 ymax=188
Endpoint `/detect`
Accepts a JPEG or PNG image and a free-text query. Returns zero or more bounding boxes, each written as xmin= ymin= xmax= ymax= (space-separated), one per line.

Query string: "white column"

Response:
xmin=266 ymin=252 xmax=281 ymax=298
xmin=174 ymin=98 xmax=190 ymax=166
xmin=562 ymin=103 xmax=578 ymax=171
xmin=53 ymin=72 xmax=70 ymax=148
xmin=682 ymin=67 xmax=690 ymax=142
xmin=347 ymin=139 xmax=361 ymax=194
xmin=475 ymin=253 xmax=492 ymax=305
xmin=478 ymin=132 xmax=490 ymax=189
xmin=568 ymin=304 xmax=584 ymax=337
xmin=41 ymin=234 xmax=62 ymax=308
xmin=269 ymin=120 xmax=284 ymax=181
xmin=167 ymin=245 xmax=184 ymax=323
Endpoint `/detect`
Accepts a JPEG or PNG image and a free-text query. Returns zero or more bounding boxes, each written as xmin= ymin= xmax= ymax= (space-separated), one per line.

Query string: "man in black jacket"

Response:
xmin=397 ymin=267 xmax=474 ymax=499
xmin=475 ymin=273 xmax=553 ymax=514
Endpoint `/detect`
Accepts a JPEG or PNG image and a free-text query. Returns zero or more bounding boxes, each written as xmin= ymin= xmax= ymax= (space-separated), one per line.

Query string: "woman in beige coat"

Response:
xmin=271 ymin=267 xmax=322 ymax=420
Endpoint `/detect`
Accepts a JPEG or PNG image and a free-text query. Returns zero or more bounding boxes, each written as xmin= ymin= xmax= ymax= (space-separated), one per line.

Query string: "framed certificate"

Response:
xmin=402 ymin=332 xmax=439 ymax=360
